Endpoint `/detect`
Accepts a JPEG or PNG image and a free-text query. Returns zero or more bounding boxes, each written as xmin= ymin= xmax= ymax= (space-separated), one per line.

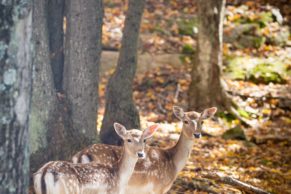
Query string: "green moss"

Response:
xmin=256 ymin=12 xmax=274 ymax=28
xmin=224 ymin=56 xmax=289 ymax=84
xmin=232 ymin=10 xmax=273 ymax=28
xmin=178 ymin=17 xmax=198 ymax=36
xmin=222 ymin=126 xmax=246 ymax=140
xmin=249 ymin=63 xmax=286 ymax=84
xmin=224 ymin=57 xmax=248 ymax=80
xmin=29 ymin=108 xmax=48 ymax=154
xmin=237 ymin=108 xmax=250 ymax=119
xmin=217 ymin=111 xmax=236 ymax=123
xmin=182 ymin=44 xmax=195 ymax=54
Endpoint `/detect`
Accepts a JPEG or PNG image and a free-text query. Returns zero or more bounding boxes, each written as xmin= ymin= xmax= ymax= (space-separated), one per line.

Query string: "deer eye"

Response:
xmin=127 ymin=139 xmax=132 ymax=143
xmin=143 ymin=139 xmax=146 ymax=143
xmin=184 ymin=120 xmax=189 ymax=124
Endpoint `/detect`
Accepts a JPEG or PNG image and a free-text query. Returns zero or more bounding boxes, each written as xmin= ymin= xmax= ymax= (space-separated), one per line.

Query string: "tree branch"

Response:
xmin=203 ymin=173 xmax=271 ymax=194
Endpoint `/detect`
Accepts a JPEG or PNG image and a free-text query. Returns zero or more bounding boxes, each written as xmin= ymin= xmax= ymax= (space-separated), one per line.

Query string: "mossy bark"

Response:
xmin=0 ymin=1 xmax=32 ymax=193
xmin=100 ymin=0 xmax=144 ymax=145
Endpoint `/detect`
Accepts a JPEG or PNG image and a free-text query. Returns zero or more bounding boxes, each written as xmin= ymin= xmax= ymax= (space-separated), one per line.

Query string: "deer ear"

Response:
xmin=200 ymin=107 xmax=217 ymax=119
xmin=173 ymin=106 xmax=185 ymax=120
xmin=143 ymin=124 xmax=159 ymax=139
xmin=114 ymin=122 xmax=127 ymax=139
xmin=185 ymin=111 xmax=200 ymax=120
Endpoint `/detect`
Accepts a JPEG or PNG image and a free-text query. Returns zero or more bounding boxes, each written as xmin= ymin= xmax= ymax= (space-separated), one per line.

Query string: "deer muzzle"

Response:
xmin=194 ymin=133 xmax=201 ymax=139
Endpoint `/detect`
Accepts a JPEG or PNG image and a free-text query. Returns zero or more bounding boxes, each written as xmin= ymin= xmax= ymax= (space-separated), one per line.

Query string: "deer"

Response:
xmin=33 ymin=122 xmax=159 ymax=194
xmin=71 ymin=106 xmax=217 ymax=194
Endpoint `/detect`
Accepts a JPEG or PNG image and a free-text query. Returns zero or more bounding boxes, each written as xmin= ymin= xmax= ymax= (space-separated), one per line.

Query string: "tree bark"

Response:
xmin=188 ymin=0 xmax=229 ymax=111
xmin=29 ymin=0 xmax=57 ymax=173
xmin=48 ymin=0 xmax=65 ymax=92
xmin=30 ymin=0 xmax=102 ymax=174
xmin=64 ymin=0 xmax=103 ymax=143
xmin=0 ymin=1 xmax=32 ymax=193
xmin=100 ymin=0 xmax=144 ymax=145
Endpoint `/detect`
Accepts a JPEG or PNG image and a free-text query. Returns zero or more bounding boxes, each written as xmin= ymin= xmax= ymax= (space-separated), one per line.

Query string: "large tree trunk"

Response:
xmin=64 ymin=0 xmax=103 ymax=143
xmin=29 ymin=0 xmax=57 ymax=173
xmin=188 ymin=0 xmax=228 ymax=111
xmin=30 ymin=0 xmax=102 ymax=174
xmin=0 ymin=2 xmax=32 ymax=194
xmin=48 ymin=0 xmax=65 ymax=92
xmin=29 ymin=0 xmax=63 ymax=172
xmin=100 ymin=0 xmax=144 ymax=145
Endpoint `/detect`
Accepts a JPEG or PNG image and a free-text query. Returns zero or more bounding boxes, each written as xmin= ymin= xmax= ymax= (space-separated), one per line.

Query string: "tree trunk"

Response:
xmin=64 ymin=0 xmax=103 ymax=143
xmin=29 ymin=0 xmax=57 ymax=173
xmin=100 ymin=0 xmax=144 ymax=145
xmin=30 ymin=0 xmax=102 ymax=174
xmin=48 ymin=0 xmax=65 ymax=92
xmin=188 ymin=0 xmax=228 ymax=111
xmin=0 ymin=2 xmax=32 ymax=193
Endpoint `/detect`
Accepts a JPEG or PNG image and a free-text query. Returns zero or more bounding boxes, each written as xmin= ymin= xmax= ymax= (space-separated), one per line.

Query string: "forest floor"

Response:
xmin=98 ymin=0 xmax=291 ymax=193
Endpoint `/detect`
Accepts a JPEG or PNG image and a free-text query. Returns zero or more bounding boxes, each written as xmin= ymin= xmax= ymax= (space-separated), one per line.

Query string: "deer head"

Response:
xmin=173 ymin=106 xmax=217 ymax=139
xmin=114 ymin=122 xmax=159 ymax=159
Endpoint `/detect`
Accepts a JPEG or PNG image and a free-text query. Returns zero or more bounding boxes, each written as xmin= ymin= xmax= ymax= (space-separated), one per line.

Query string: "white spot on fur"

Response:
xmin=72 ymin=156 xmax=78 ymax=164
xmin=81 ymin=155 xmax=90 ymax=163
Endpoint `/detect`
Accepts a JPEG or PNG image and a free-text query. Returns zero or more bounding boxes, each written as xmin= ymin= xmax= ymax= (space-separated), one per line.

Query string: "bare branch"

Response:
xmin=203 ymin=173 xmax=271 ymax=194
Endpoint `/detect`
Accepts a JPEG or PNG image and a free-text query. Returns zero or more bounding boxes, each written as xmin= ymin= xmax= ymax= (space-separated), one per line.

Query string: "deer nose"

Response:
xmin=137 ymin=152 xmax=145 ymax=158
xmin=194 ymin=133 xmax=201 ymax=139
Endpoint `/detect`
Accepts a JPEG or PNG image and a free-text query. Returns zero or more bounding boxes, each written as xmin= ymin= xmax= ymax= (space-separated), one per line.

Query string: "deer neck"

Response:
xmin=171 ymin=131 xmax=194 ymax=173
xmin=117 ymin=148 xmax=138 ymax=188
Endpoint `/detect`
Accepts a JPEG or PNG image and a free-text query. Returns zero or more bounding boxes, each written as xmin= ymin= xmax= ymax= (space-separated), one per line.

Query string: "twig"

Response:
xmin=157 ymin=101 xmax=167 ymax=113
xmin=157 ymin=94 xmax=171 ymax=102
xmin=203 ymin=173 xmax=271 ymax=194
xmin=174 ymin=83 xmax=181 ymax=102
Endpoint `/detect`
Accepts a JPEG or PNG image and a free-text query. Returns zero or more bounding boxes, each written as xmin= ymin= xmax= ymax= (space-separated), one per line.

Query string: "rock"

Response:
xmin=224 ymin=24 xmax=258 ymax=43
xmin=271 ymin=8 xmax=284 ymax=24
xmin=266 ymin=26 xmax=289 ymax=46
xmin=224 ymin=24 xmax=266 ymax=48
xmin=237 ymin=35 xmax=266 ymax=49
xmin=224 ymin=56 xmax=289 ymax=84
xmin=222 ymin=126 xmax=246 ymax=140
xmin=249 ymin=63 xmax=287 ymax=84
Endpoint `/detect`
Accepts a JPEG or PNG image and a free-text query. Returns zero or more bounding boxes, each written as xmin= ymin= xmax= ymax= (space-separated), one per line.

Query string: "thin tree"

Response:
xmin=189 ymin=0 xmax=229 ymax=111
xmin=0 ymin=1 xmax=33 ymax=193
xmin=188 ymin=0 xmax=251 ymax=125
xmin=100 ymin=0 xmax=145 ymax=145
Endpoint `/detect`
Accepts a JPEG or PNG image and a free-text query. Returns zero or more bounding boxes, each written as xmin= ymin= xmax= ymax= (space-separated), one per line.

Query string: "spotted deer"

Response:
xmin=72 ymin=106 xmax=217 ymax=194
xmin=33 ymin=123 xmax=159 ymax=194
